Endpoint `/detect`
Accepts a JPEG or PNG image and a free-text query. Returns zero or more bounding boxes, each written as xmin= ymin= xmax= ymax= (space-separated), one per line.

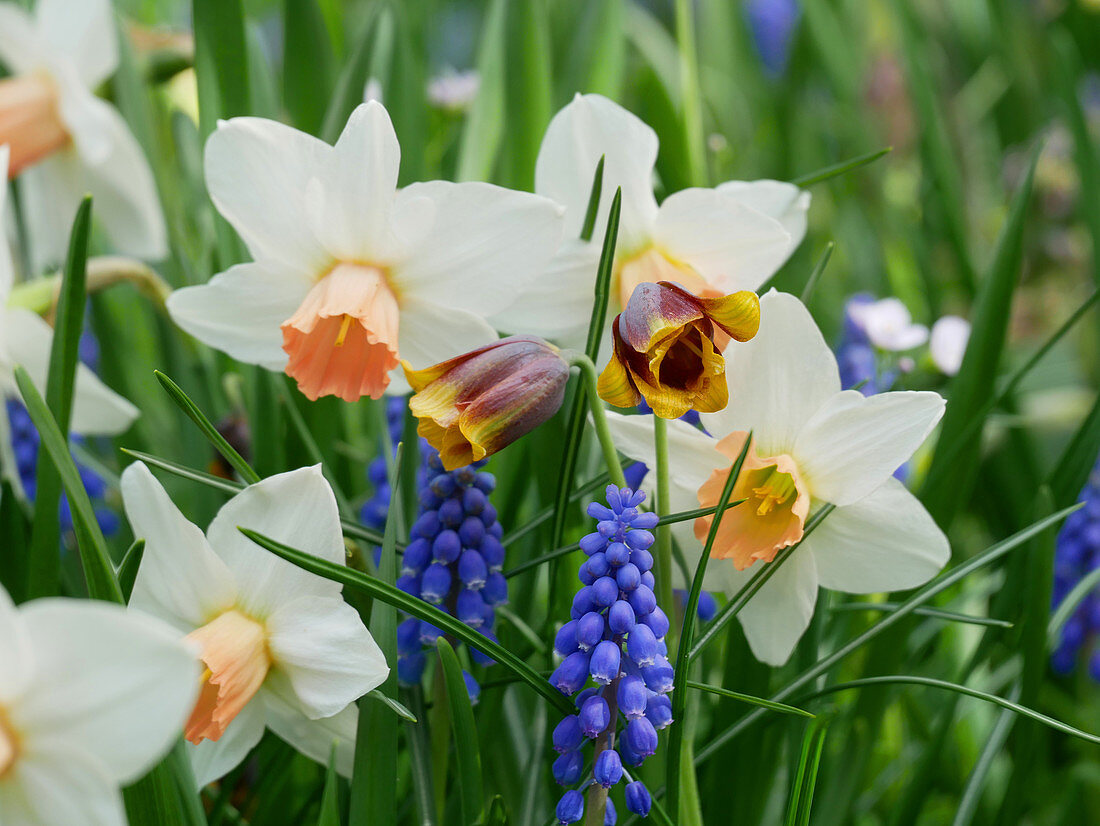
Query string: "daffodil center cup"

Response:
xmin=0 ymin=704 xmax=19 ymax=778
xmin=281 ymin=262 xmax=401 ymax=403
xmin=184 ymin=609 xmax=271 ymax=745
xmin=693 ymin=433 xmax=811 ymax=570
xmin=0 ymin=73 xmax=70 ymax=177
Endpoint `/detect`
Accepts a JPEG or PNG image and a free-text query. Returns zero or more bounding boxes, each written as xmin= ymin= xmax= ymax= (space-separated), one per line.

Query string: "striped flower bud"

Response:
xmin=405 ymin=336 xmax=569 ymax=470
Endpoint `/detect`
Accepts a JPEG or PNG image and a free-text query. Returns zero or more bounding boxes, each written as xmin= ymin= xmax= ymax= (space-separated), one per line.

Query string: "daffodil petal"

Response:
xmin=267 ymin=596 xmax=389 ymax=719
xmin=35 ymin=0 xmax=118 ymax=87
xmin=204 ymin=466 xmax=346 ymax=619
xmin=534 ymin=93 xmax=659 ymax=248
xmin=0 ymin=584 xmax=32 ymax=703
xmin=793 ymin=389 xmax=944 ymax=506
xmin=804 ymin=479 xmax=950 ymax=593
xmin=15 ymin=599 xmax=200 ymax=785
xmin=394 ymin=180 xmax=565 ymax=318
xmin=701 ymin=291 xmax=839 ymax=458
xmin=716 ymin=179 xmax=810 ymax=252
xmin=651 ymin=188 xmax=791 ymax=293
xmin=204 ymin=115 xmax=331 ymax=271
xmin=168 ymin=260 xmax=312 ymax=371
xmin=723 ymin=547 xmax=819 ymax=667
xmin=602 ymin=410 xmax=724 ymax=489
xmin=123 ymin=462 xmax=239 ymax=633
xmin=263 ymin=682 xmax=358 ymax=778
xmin=1 ymin=739 xmax=127 ymax=826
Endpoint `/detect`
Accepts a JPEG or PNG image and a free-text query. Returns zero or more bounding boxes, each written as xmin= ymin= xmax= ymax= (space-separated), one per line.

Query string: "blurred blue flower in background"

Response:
xmin=746 ymin=0 xmax=800 ymax=78
xmin=6 ymin=327 xmax=119 ymax=538
xmin=1050 ymin=456 xmax=1100 ymax=679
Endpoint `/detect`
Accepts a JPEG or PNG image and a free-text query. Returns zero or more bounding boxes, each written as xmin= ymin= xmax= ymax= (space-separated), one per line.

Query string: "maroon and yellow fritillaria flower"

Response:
xmin=403 ymin=336 xmax=570 ymax=470
xmin=596 ymin=281 xmax=760 ymax=419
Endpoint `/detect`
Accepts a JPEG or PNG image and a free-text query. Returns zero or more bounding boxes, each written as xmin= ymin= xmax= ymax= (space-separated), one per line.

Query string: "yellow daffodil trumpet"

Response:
xmin=404 ymin=335 xmax=570 ymax=470
xmin=597 ymin=280 xmax=760 ymax=419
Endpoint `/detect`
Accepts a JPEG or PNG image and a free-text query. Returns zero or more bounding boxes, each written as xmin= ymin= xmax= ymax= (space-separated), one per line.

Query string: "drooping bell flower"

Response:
xmin=404 ymin=335 xmax=570 ymax=470
xmin=0 ymin=0 xmax=167 ymax=264
xmin=597 ymin=281 xmax=760 ymax=418
xmin=121 ymin=461 xmax=389 ymax=786
xmin=168 ymin=101 xmax=563 ymax=403
xmin=491 ymin=93 xmax=808 ymax=351
xmin=0 ymin=583 xmax=199 ymax=825
xmin=604 ymin=291 xmax=950 ymax=666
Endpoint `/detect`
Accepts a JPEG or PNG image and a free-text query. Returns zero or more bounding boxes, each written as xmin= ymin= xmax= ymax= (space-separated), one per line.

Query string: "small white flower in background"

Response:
xmin=605 ymin=291 xmax=949 ymax=666
xmin=0 ymin=0 xmax=168 ymax=268
xmin=930 ymin=315 xmax=970 ymax=375
xmin=847 ymin=297 xmax=929 ymax=351
xmin=0 ymin=145 xmax=139 ymax=494
xmin=121 ymin=461 xmax=389 ymax=787
xmin=427 ymin=69 xmax=479 ymax=111
xmin=491 ymin=93 xmax=809 ymax=346
xmin=167 ymin=100 xmax=563 ymax=402
xmin=0 ymin=583 xmax=199 ymax=826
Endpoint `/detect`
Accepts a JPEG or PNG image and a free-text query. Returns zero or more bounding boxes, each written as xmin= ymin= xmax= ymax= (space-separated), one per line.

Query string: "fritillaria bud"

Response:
xmin=597 ymin=280 xmax=760 ymax=418
xmin=404 ymin=336 xmax=569 ymax=470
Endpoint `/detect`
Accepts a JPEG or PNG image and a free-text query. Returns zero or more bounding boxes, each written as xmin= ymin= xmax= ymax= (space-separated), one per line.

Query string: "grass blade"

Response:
xmin=785 ymin=719 xmax=828 ymax=826
xmin=349 ymin=443 xmax=403 ymax=826
xmin=830 ymin=602 xmax=1013 ymax=629
xmin=920 ymin=144 xmax=1040 ymax=527
xmin=791 ymin=147 xmax=892 ymax=187
xmin=667 ymin=432 xmax=752 ymax=815
xmin=796 ymin=676 xmax=1100 ymax=746
xmin=154 ymin=371 xmax=260 ymax=484
xmin=117 ymin=539 xmax=145 ymax=603
xmin=456 ymin=0 xmax=507 ymax=182
xmin=238 ymin=528 xmax=575 ymax=715
xmin=436 ymin=638 xmax=485 ymax=826
xmin=15 ymin=367 xmax=122 ymax=603
xmin=695 ymin=503 xmax=1081 ymax=764
xmin=26 ymin=196 xmax=92 ymax=599
xmin=548 ymin=190 xmax=622 ymax=554
xmin=685 ymin=681 xmax=813 ymax=718
xmin=284 ymin=0 xmax=336 ymax=135
xmin=317 ymin=746 xmax=341 ymax=826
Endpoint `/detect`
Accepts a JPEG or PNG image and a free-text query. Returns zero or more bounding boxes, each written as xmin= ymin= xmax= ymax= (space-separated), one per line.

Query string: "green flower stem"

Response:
xmin=568 ymin=353 xmax=627 ymax=489
xmin=653 ymin=415 xmax=675 ymax=620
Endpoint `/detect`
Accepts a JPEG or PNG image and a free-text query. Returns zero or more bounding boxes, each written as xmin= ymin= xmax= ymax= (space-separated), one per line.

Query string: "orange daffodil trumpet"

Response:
xmin=167 ymin=101 xmax=564 ymax=402
xmin=404 ymin=335 xmax=570 ymax=470
xmin=604 ymin=292 xmax=950 ymax=666
xmin=0 ymin=146 xmax=138 ymax=494
xmin=0 ymin=583 xmax=199 ymax=826
xmin=121 ymin=462 xmax=389 ymax=786
xmin=597 ymin=280 xmax=760 ymax=418
xmin=491 ymin=94 xmax=808 ymax=348
xmin=0 ymin=0 xmax=167 ymax=265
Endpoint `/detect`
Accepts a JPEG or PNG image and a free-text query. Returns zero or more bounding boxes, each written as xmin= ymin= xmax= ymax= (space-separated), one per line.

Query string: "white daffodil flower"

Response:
xmin=0 ymin=145 xmax=139 ymax=493
xmin=0 ymin=0 xmax=167 ymax=267
xmin=121 ymin=462 xmax=389 ymax=786
xmin=604 ymin=291 xmax=950 ymax=666
xmin=167 ymin=100 xmax=564 ymax=402
xmin=930 ymin=315 xmax=970 ymax=375
xmin=491 ymin=93 xmax=809 ymax=344
xmin=848 ymin=297 xmax=929 ymax=351
xmin=0 ymin=584 xmax=200 ymax=826
xmin=427 ymin=69 xmax=479 ymax=111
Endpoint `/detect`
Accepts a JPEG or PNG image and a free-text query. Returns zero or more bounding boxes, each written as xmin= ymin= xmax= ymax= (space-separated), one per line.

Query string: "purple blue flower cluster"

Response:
xmin=1051 ymin=456 xmax=1100 ymax=678
xmin=394 ymin=449 xmax=506 ymax=701
xmin=549 ymin=485 xmax=670 ymax=823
